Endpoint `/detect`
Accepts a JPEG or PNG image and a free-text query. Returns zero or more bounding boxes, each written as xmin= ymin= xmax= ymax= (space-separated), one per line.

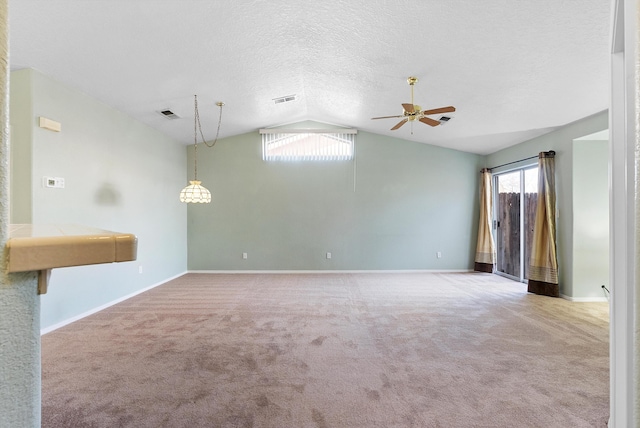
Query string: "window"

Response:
xmin=260 ymin=129 xmax=356 ymax=161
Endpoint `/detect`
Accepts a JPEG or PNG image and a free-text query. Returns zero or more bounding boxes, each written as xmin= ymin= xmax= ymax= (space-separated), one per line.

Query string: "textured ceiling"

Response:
xmin=10 ymin=0 xmax=611 ymax=155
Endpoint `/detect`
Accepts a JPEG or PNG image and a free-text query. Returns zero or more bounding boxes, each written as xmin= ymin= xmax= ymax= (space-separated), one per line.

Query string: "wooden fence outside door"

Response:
xmin=496 ymin=192 xmax=538 ymax=279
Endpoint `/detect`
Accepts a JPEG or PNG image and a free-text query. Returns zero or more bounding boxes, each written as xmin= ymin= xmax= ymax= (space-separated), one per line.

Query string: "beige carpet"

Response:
xmin=41 ymin=272 xmax=609 ymax=427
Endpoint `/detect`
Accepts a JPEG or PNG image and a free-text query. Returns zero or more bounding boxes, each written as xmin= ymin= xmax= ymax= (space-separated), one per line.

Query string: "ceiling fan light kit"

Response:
xmin=372 ymin=76 xmax=455 ymax=131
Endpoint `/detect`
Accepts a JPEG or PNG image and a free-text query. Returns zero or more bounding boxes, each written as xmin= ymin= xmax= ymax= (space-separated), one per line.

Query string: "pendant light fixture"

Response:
xmin=179 ymin=95 xmax=224 ymax=203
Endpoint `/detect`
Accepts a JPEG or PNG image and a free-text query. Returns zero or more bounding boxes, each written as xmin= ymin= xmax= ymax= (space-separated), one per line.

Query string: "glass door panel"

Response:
xmin=523 ymin=167 xmax=539 ymax=280
xmin=496 ymin=171 xmax=521 ymax=278
xmin=494 ymin=166 xmax=539 ymax=282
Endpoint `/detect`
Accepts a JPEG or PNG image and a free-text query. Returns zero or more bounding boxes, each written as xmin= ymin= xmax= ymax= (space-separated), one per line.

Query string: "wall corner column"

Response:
xmin=0 ymin=1 xmax=42 ymax=427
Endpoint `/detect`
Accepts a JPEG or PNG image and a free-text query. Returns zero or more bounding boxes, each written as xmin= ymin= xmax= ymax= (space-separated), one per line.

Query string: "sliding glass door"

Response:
xmin=494 ymin=167 xmax=538 ymax=282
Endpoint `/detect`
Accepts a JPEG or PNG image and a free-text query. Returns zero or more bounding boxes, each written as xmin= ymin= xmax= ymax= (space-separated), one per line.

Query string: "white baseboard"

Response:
xmin=561 ymin=294 xmax=609 ymax=303
xmin=40 ymin=271 xmax=188 ymax=335
xmin=187 ymin=269 xmax=473 ymax=274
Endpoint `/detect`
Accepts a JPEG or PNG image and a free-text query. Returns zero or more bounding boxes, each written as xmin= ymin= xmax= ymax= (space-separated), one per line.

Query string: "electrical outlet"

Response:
xmin=437 ymin=251 xmax=442 ymax=259
xmin=242 ymin=252 xmax=248 ymax=259
xmin=326 ymin=252 xmax=332 ymax=259
xmin=138 ymin=266 xmax=143 ymax=274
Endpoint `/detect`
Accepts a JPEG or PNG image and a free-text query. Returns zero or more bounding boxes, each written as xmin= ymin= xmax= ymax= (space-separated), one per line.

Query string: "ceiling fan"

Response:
xmin=372 ymin=76 xmax=455 ymax=131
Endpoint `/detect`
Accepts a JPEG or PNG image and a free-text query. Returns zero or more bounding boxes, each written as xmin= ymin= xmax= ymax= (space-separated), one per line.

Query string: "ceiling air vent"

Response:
xmin=158 ymin=109 xmax=180 ymax=119
xmin=273 ymin=94 xmax=297 ymax=105
xmin=439 ymin=116 xmax=452 ymax=125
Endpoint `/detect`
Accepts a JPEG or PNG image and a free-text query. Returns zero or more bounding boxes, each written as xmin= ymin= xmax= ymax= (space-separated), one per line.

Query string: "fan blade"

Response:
xmin=421 ymin=106 xmax=456 ymax=116
xmin=391 ymin=119 xmax=408 ymax=130
xmin=402 ymin=103 xmax=415 ymax=113
xmin=419 ymin=117 xmax=440 ymax=127
xmin=371 ymin=115 xmax=404 ymax=120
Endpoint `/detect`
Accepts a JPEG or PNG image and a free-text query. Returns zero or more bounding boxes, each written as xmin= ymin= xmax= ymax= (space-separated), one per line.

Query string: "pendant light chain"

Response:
xmin=192 ymin=95 xmax=224 ymax=180
xmin=195 ymin=95 xmax=224 ymax=149
xmin=193 ymin=95 xmax=199 ymax=181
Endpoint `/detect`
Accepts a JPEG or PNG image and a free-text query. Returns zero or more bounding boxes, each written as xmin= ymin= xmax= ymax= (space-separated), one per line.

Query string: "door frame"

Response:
xmin=609 ymin=0 xmax=636 ymax=425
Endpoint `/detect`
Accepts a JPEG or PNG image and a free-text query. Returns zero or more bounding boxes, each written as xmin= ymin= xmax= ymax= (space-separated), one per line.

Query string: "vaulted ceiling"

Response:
xmin=10 ymin=1 xmax=611 ymax=155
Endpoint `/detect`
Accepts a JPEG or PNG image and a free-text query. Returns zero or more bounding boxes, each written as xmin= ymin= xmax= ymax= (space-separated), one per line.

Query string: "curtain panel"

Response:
xmin=474 ymin=168 xmax=495 ymax=273
xmin=527 ymin=151 xmax=559 ymax=297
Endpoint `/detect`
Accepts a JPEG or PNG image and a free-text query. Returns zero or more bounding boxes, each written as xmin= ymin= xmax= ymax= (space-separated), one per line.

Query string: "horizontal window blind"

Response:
xmin=260 ymin=130 xmax=356 ymax=161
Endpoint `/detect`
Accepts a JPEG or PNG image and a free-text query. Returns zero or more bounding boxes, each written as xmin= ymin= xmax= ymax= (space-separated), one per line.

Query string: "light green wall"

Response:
xmin=485 ymin=111 xmax=608 ymax=298
xmin=10 ymin=69 xmax=188 ymax=330
xmin=572 ymin=139 xmax=609 ymax=298
xmin=187 ymin=126 xmax=484 ymax=270
xmin=9 ymin=70 xmax=32 ymax=223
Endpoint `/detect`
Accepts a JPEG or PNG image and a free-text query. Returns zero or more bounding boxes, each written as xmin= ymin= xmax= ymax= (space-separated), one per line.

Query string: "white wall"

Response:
xmin=10 ymin=69 xmax=188 ymax=330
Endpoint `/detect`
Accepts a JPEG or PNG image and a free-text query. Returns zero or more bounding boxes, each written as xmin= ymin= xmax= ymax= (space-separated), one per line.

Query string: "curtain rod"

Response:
xmin=484 ymin=151 xmax=555 ymax=172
